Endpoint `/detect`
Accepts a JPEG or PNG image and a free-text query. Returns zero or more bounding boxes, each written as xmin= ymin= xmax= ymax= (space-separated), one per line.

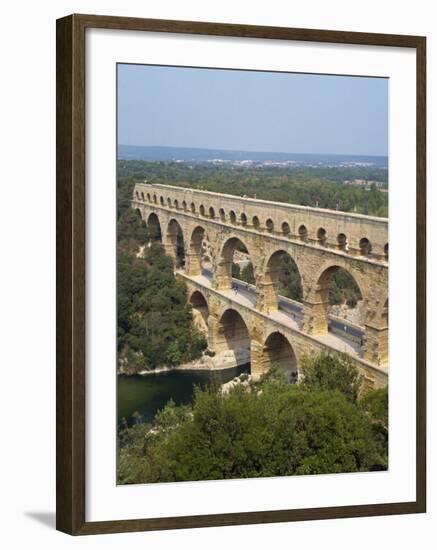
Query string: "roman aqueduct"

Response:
xmin=132 ymin=182 xmax=389 ymax=389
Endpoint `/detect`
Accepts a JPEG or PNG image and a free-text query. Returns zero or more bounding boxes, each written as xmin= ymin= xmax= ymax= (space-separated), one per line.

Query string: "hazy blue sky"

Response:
xmin=117 ymin=64 xmax=388 ymax=157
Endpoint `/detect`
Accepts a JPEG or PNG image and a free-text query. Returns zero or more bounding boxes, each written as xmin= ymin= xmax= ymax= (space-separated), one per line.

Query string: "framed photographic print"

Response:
xmin=56 ymin=14 xmax=426 ymax=535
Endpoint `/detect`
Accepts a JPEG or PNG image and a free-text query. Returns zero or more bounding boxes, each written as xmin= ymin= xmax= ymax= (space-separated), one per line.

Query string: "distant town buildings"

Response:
xmin=343 ymin=179 xmax=386 ymax=189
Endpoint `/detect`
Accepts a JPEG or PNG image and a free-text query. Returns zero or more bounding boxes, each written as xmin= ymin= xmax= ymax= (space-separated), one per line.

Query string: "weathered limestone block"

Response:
xmin=363 ymin=325 xmax=388 ymax=367
xmin=185 ymin=250 xmax=202 ymax=276
xmin=250 ymin=339 xmax=266 ymax=379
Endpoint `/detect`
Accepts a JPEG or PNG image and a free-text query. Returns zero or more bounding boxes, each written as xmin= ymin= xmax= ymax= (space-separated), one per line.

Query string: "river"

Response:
xmin=117 ymin=364 xmax=250 ymax=427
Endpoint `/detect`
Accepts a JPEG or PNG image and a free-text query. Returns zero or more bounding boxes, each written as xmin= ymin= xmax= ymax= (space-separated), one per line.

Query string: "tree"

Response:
xmin=360 ymin=385 xmax=388 ymax=469
xmin=300 ymin=352 xmax=363 ymax=402
xmin=116 ymin=190 xmax=207 ymax=373
xmin=117 ymin=371 xmax=385 ymax=484
xmin=241 ymin=262 xmax=255 ymax=284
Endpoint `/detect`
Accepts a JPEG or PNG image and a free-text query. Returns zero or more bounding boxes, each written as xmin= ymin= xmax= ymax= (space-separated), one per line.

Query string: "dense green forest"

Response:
xmin=117 ymin=186 xmax=206 ymax=374
xmin=118 ymin=354 xmax=388 ymax=484
xmin=118 ymin=160 xmax=388 ymax=217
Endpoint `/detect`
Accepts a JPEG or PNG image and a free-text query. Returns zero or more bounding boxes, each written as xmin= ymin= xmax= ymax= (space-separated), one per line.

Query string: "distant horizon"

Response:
xmin=118 ymin=65 xmax=388 ymax=157
xmin=118 ymin=143 xmax=388 ymax=159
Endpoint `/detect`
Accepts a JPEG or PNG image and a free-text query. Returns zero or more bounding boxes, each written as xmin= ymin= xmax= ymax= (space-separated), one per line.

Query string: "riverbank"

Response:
xmin=118 ymin=363 xmax=250 ymax=424
xmin=137 ymin=348 xmax=250 ymax=376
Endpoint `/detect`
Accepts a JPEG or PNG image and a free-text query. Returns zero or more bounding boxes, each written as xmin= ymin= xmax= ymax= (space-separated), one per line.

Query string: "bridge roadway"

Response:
xmin=200 ymin=267 xmax=364 ymax=345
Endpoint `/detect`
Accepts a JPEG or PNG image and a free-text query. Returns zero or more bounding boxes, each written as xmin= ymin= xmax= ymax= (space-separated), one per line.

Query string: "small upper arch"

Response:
xmin=359 ymin=237 xmax=372 ymax=256
xmin=298 ymin=224 xmax=308 ymax=242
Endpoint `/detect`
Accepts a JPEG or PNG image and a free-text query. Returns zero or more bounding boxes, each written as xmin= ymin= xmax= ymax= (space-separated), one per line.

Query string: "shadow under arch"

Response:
xmin=147 ymin=212 xmax=162 ymax=242
xmin=166 ymin=218 xmax=186 ymax=268
xmin=189 ymin=290 xmax=209 ymax=335
xmin=186 ymin=225 xmax=210 ymax=276
xmin=217 ymin=308 xmax=251 ymax=370
xmin=261 ymin=331 xmax=298 ymax=381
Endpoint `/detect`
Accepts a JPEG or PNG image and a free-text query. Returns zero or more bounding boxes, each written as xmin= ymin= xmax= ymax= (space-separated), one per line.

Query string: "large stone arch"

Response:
xmin=260 ymin=249 xmax=304 ymax=313
xmin=259 ymin=330 xmax=298 ymax=381
xmin=215 ymin=308 xmax=251 ymax=368
xmin=146 ymin=212 xmax=162 ymax=242
xmin=166 ymin=218 xmax=186 ymax=268
xmin=303 ymin=261 xmax=366 ymax=336
xmin=185 ymin=224 xmax=211 ymax=277
xmin=214 ymin=235 xmax=258 ymax=291
xmin=189 ymin=290 xmax=209 ymax=335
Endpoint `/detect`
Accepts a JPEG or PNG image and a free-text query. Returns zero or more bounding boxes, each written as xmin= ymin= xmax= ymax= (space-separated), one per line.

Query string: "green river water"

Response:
xmin=117 ymin=364 xmax=250 ymax=427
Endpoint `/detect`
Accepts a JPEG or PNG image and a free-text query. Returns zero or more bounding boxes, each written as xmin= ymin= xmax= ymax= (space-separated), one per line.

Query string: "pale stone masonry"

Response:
xmin=132 ymin=182 xmax=389 ymax=389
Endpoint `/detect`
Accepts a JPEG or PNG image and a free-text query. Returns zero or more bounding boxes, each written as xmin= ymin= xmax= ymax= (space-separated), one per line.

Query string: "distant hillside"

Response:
xmin=117 ymin=144 xmax=388 ymax=168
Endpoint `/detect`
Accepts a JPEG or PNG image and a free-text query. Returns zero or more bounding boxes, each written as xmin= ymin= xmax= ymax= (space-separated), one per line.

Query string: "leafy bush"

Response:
xmin=300 ymin=352 xmax=363 ymax=402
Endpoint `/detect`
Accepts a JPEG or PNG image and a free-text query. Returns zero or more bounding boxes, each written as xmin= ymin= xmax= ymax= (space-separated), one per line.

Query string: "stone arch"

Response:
xmin=174 ymin=199 xmax=179 ymax=209
xmin=310 ymin=263 xmax=365 ymax=335
xmin=166 ymin=219 xmax=185 ymax=268
xmin=153 ymin=194 xmax=157 ymax=204
xmin=215 ymin=236 xmax=256 ymax=291
xmin=281 ymin=221 xmax=291 ymax=236
xmin=209 ymin=206 xmax=216 ymax=219
xmin=317 ymin=227 xmax=327 ymax=246
xmin=135 ymin=190 xmax=140 ymax=200
xmin=359 ymin=237 xmax=372 ymax=256
xmin=134 ymin=208 xmax=142 ymax=219
xmin=298 ymin=224 xmax=308 ymax=242
xmin=189 ymin=290 xmax=209 ymax=335
xmin=219 ymin=208 xmax=226 ymax=221
xmin=266 ymin=218 xmax=274 ymax=233
xmin=190 ymin=202 xmax=196 ymax=213
xmin=147 ymin=212 xmax=162 ymax=241
xmin=186 ymin=225 xmax=209 ymax=276
xmin=182 ymin=200 xmax=187 ymax=211
xmin=384 ymin=243 xmax=389 ymax=259
xmin=229 ymin=210 xmax=237 ymax=224
xmin=160 ymin=196 xmax=165 ymax=206
xmin=216 ymin=308 xmax=251 ymax=368
xmin=252 ymin=216 xmax=260 ymax=230
xmin=260 ymin=331 xmax=298 ymax=380
xmin=199 ymin=204 xmax=206 ymax=216
xmin=263 ymin=249 xmax=303 ymax=312
xmin=337 ymin=232 xmax=348 ymax=251
xmin=140 ymin=191 xmax=145 ymax=201
xmin=167 ymin=197 xmax=172 ymax=207
xmin=241 ymin=212 xmax=248 ymax=226
xmin=147 ymin=193 xmax=151 ymax=202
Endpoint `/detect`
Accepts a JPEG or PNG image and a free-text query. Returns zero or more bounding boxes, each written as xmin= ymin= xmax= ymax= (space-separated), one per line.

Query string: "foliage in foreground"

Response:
xmin=118 ymin=357 xmax=388 ymax=485
xmin=300 ymin=352 xmax=363 ymax=402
